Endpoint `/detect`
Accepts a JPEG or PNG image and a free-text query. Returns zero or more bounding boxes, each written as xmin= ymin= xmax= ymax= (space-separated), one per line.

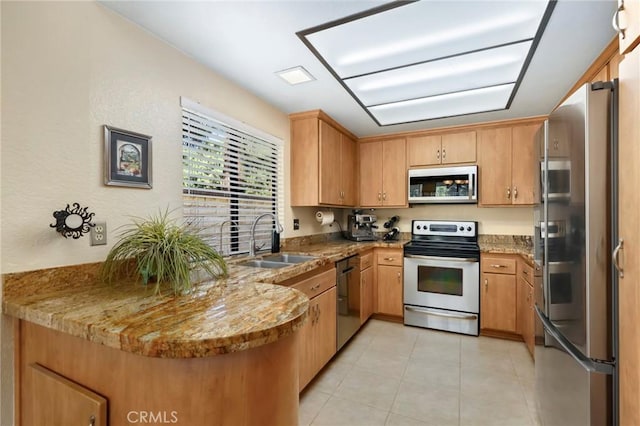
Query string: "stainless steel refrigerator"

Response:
xmin=533 ymin=81 xmax=618 ymax=426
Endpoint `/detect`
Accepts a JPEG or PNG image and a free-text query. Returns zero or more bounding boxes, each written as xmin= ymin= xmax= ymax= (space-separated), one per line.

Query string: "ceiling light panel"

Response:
xmin=369 ymin=84 xmax=515 ymax=125
xmin=304 ymin=1 xmax=550 ymax=78
xmin=276 ymin=66 xmax=315 ymax=85
xmin=298 ymin=0 xmax=555 ymax=125
xmin=344 ymin=40 xmax=532 ymax=106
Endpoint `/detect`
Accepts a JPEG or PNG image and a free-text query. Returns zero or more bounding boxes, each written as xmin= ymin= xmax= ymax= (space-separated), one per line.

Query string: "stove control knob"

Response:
xmin=417 ymin=225 xmax=422 ymax=230
xmin=459 ymin=226 xmax=464 ymax=231
xmin=467 ymin=226 xmax=472 ymax=232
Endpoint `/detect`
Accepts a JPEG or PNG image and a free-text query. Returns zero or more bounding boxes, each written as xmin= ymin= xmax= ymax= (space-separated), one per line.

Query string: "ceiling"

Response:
xmin=100 ymin=0 xmax=617 ymax=138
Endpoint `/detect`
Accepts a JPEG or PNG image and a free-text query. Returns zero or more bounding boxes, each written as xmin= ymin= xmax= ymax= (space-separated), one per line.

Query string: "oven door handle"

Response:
xmin=404 ymin=305 xmax=478 ymax=320
xmin=404 ymin=254 xmax=478 ymax=263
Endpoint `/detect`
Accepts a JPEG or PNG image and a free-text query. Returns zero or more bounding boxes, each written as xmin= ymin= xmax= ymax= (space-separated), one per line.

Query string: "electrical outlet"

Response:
xmin=293 ymin=219 xmax=300 ymax=230
xmin=90 ymin=222 xmax=107 ymax=246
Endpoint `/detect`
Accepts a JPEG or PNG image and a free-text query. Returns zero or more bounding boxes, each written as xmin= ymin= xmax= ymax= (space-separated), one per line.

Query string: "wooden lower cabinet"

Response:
xmin=29 ymin=363 xmax=107 ymax=426
xmin=377 ymin=265 xmax=403 ymax=317
xmin=480 ymin=254 xmax=518 ymax=334
xmin=375 ymin=249 xmax=404 ymax=318
xmin=517 ymin=275 xmax=534 ymax=356
xmin=294 ymin=270 xmax=337 ymax=391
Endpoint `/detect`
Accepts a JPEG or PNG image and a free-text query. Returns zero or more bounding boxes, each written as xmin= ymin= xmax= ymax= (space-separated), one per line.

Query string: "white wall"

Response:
xmin=0 ymin=2 xmax=331 ymax=423
xmin=0 ymin=1 xmax=332 ymax=275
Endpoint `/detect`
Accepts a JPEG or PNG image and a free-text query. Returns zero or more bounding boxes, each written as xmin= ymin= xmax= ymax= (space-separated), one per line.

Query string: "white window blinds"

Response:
xmin=181 ymin=98 xmax=284 ymax=257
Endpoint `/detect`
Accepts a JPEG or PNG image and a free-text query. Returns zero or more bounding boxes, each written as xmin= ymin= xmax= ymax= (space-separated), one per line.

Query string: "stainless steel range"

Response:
xmin=403 ymin=220 xmax=480 ymax=336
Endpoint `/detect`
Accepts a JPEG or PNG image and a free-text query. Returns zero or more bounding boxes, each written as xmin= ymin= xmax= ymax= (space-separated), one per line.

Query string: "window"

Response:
xmin=181 ymin=98 xmax=284 ymax=256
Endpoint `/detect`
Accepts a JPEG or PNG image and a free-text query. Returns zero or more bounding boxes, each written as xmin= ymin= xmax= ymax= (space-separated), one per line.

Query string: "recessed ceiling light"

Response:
xmin=275 ymin=66 xmax=316 ymax=85
xmin=297 ymin=0 xmax=556 ymax=125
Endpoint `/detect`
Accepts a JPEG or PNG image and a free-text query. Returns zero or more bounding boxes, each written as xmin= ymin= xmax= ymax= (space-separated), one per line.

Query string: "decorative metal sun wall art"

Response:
xmin=50 ymin=203 xmax=95 ymax=239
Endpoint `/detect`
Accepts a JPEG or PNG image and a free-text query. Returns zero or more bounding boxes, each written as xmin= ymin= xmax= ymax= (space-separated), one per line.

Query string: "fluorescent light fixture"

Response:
xmin=298 ymin=1 xmax=556 ymax=125
xmin=345 ymin=41 xmax=532 ymax=107
xmin=275 ymin=66 xmax=315 ymax=85
xmin=369 ymin=84 xmax=515 ymax=125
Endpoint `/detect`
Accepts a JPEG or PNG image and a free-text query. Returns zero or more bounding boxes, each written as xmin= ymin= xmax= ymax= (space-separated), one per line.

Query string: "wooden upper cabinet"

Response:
xmin=319 ymin=121 xmax=342 ymax=205
xmin=407 ymin=135 xmax=441 ymax=166
xmin=407 ymin=131 xmax=476 ymax=167
xmin=359 ymin=138 xmax=406 ymax=207
xmin=617 ymin=0 xmax=640 ymax=55
xmin=478 ymin=124 xmax=540 ymax=206
xmin=511 ymin=124 xmax=540 ymax=205
xmin=478 ymin=127 xmax=513 ymax=205
xmin=341 ymin=134 xmax=357 ymax=206
xmin=290 ymin=111 xmax=358 ymax=207
xmin=441 ymin=131 xmax=477 ymax=164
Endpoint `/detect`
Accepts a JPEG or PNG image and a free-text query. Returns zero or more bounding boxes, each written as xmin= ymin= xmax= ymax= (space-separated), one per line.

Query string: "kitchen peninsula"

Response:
xmin=3 ymin=263 xmax=309 ymax=426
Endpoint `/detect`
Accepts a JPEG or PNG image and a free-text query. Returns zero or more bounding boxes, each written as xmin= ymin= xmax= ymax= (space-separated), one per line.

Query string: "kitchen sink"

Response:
xmin=262 ymin=254 xmax=317 ymax=264
xmin=238 ymin=260 xmax=293 ymax=269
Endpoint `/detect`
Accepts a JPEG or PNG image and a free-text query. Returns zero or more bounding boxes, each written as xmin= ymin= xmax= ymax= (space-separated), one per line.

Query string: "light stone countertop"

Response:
xmin=2 ymin=239 xmax=405 ymax=358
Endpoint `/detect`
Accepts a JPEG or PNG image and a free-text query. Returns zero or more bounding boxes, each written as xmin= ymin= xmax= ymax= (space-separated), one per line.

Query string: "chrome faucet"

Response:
xmin=249 ymin=213 xmax=283 ymax=257
xmin=218 ymin=220 xmax=238 ymax=255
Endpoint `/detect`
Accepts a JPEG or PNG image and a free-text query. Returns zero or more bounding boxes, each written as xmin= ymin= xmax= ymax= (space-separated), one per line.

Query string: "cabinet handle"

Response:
xmin=378 ymin=192 xmax=382 ymax=201
xmin=397 ymin=272 xmax=401 ymax=283
xmin=612 ymin=3 xmax=627 ymax=40
xmin=506 ymin=187 xmax=511 ymax=199
xmin=523 ymin=269 xmax=529 ymax=276
xmin=383 ymin=192 xmax=387 ymax=201
xmin=384 ymin=257 xmax=395 ymax=261
xmin=442 ymin=148 xmax=446 ymax=160
xmin=490 ymin=264 xmax=507 ymax=268
xmin=484 ymin=279 xmax=488 ymax=290
xmin=89 ymin=415 xmax=96 ymax=426
xmin=310 ymin=283 xmax=321 ymax=291
xmin=513 ymin=186 xmax=518 ymax=199
xmin=436 ymin=149 xmax=440 ymax=160
xmin=613 ymin=238 xmax=624 ymax=278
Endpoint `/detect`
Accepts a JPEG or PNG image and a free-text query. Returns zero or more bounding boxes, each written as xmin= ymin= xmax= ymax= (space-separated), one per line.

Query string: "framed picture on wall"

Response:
xmin=104 ymin=125 xmax=152 ymax=189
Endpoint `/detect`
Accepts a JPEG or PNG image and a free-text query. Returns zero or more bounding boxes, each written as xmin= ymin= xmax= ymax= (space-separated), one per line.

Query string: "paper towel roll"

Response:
xmin=315 ymin=210 xmax=334 ymax=225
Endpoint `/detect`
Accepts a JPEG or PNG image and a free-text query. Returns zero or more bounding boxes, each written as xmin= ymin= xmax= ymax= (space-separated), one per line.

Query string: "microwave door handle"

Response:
xmin=469 ymin=173 xmax=475 ymax=200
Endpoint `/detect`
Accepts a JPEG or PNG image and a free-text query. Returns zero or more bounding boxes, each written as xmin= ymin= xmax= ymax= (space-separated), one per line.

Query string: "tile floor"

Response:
xmin=299 ymin=319 xmax=539 ymax=426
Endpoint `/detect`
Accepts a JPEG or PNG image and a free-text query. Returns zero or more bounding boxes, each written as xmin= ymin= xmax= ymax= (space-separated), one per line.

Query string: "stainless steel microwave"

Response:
xmin=541 ymin=160 xmax=571 ymax=200
xmin=408 ymin=165 xmax=477 ymax=204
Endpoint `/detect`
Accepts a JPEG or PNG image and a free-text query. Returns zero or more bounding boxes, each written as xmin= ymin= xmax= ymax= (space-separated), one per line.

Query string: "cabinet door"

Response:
xmin=319 ymin=121 xmax=342 ymax=205
xmin=526 ymin=282 xmax=534 ymax=357
xmin=407 ymin=135 xmax=441 ymax=166
xmin=517 ymin=275 xmax=528 ymax=335
xmin=298 ymin=299 xmax=316 ymax=391
xmin=377 ymin=265 xmax=403 ymax=317
xmin=618 ymin=46 xmax=640 ymax=426
xmin=381 ymin=139 xmax=407 ymax=206
xmin=511 ymin=124 xmax=540 ymax=205
xmin=618 ymin=0 xmax=640 ymax=55
xmin=29 ymin=364 xmax=107 ymax=426
xmin=360 ymin=267 xmax=374 ymax=324
xmin=478 ymin=127 xmax=513 ymax=206
xmin=315 ymin=287 xmax=337 ymax=370
xmin=481 ymin=272 xmax=516 ymax=332
xmin=341 ymin=134 xmax=357 ymax=206
xmin=441 ymin=131 xmax=476 ymax=164
xmin=359 ymin=141 xmax=383 ymax=206
xmin=290 ymin=118 xmax=320 ymax=206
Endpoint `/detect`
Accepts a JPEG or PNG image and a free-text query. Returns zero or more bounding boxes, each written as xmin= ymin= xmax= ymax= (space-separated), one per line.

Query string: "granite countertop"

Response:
xmin=478 ymin=235 xmax=534 ymax=261
xmin=2 ymin=239 xmax=404 ymax=359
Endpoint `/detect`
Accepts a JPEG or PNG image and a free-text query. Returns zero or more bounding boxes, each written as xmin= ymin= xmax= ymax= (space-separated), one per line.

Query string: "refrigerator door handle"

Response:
xmin=535 ymin=305 xmax=614 ymax=375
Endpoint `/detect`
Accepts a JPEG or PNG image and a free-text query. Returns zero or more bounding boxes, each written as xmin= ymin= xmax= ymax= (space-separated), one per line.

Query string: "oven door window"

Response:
xmin=417 ymin=265 xmax=463 ymax=296
xmin=549 ymin=272 xmax=573 ymax=304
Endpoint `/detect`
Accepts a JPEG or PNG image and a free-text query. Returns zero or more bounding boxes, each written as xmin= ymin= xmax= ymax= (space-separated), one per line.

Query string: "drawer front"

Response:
xmin=360 ymin=252 xmax=373 ymax=270
xmin=376 ymin=249 xmax=403 ymax=267
xmin=481 ymin=256 xmax=516 ymax=274
xmin=520 ymin=262 xmax=534 ymax=284
xmin=292 ymin=268 xmax=336 ymax=298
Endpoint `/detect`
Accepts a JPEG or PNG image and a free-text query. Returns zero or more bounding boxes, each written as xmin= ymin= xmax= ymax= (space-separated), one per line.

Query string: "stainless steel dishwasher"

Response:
xmin=336 ymin=255 xmax=360 ymax=350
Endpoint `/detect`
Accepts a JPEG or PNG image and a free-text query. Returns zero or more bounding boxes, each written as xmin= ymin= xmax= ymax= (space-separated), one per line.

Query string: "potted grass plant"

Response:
xmin=100 ymin=210 xmax=227 ymax=295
